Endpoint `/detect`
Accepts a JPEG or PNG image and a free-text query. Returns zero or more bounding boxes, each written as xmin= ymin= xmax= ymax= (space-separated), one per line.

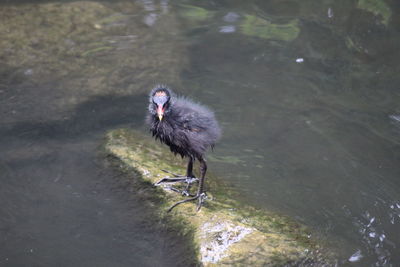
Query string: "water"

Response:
xmin=177 ymin=1 xmax=400 ymax=265
xmin=0 ymin=1 xmax=195 ymax=266
xmin=1 ymin=0 xmax=400 ymax=266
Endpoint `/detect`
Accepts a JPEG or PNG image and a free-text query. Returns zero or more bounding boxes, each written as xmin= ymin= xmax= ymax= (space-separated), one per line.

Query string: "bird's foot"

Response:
xmin=167 ymin=192 xmax=207 ymax=212
xmin=154 ymin=170 xmax=198 ymax=196
xmin=154 ymin=177 xmax=198 ymax=196
xmin=181 ymin=177 xmax=199 ymax=196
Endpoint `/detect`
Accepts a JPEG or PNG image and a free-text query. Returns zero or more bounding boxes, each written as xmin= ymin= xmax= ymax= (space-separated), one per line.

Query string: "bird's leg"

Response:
xmin=181 ymin=157 xmax=197 ymax=196
xmin=196 ymin=157 xmax=208 ymax=211
xmin=168 ymin=157 xmax=207 ymax=212
xmin=186 ymin=156 xmax=194 ymax=177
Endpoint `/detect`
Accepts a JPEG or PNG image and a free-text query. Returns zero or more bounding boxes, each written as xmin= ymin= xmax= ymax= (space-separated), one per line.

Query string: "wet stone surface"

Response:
xmin=104 ymin=128 xmax=335 ymax=266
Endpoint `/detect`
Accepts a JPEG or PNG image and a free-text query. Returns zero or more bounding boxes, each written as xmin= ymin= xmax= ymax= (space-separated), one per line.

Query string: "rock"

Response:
xmin=104 ymin=128 xmax=334 ymax=266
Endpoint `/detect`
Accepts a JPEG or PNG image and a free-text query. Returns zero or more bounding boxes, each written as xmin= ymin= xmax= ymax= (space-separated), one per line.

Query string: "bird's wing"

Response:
xmin=173 ymin=97 xmax=217 ymax=134
xmin=179 ymin=109 xmax=207 ymax=133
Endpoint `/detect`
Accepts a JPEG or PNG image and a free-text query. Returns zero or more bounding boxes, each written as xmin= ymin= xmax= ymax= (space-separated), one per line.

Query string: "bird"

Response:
xmin=146 ymin=85 xmax=221 ymax=212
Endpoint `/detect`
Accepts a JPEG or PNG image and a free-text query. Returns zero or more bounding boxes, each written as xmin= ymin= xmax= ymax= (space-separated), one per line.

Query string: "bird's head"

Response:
xmin=150 ymin=86 xmax=172 ymax=121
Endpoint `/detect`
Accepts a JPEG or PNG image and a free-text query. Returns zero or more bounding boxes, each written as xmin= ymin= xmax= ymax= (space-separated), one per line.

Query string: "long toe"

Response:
xmin=181 ymin=190 xmax=196 ymax=197
xmin=196 ymin=192 xmax=207 ymax=212
xmin=167 ymin=192 xmax=207 ymax=212
xmin=181 ymin=177 xmax=199 ymax=196
xmin=167 ymin=195 xmax=200 ymax=212
xmin=154 ymin=176 xmax=191 ymax=186
xmin=155 ymin=176 xmax=199 ymax=196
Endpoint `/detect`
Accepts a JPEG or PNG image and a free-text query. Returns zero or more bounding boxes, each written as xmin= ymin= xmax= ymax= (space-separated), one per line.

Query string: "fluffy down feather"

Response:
xmin=146 ymin=86 xmax=221 ymax=159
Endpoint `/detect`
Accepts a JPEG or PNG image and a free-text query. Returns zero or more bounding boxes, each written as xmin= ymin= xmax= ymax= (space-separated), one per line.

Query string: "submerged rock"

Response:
xmin=104 ymin=128 xmax=333 ymax=266
xmin=240 ymin=15 xmax=300 ymax=41
xmin=0 ymin=1 xmax=186 ymax=123
xmin=357 ymin=0 xmax=392 ymax=26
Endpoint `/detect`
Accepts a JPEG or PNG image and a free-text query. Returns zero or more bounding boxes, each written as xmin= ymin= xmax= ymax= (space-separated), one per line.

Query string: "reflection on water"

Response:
xmin=1 ymin=0 xmax=400 ymax=266
xmin=343 ymin=200 xmax=400 ymax=265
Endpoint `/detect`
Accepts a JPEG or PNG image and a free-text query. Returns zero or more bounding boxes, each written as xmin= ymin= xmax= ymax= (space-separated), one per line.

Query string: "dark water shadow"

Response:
xmin=0 ymin=94 xmax=148 ymax=141
xmin=0 ymin=93 xmax=199 ymax=267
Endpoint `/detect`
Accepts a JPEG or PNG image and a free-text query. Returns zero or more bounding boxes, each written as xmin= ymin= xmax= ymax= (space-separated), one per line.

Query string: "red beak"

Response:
xmin=157 ymin=105 xmax=164 ymax=121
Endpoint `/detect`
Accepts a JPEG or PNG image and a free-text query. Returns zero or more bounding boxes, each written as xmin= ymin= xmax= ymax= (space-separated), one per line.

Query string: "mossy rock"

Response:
xmin=240 ymin=15 xmax=300 ymax=41
xmin=104 ymin=128 xmax=332 ymax=266
xmin=178 ymin=4 xmax=213 ymax=22
xmin=357 ymin=0 xmax=392 ymax=25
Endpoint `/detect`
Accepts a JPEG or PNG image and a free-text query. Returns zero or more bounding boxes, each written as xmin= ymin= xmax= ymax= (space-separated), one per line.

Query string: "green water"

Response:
xmin=180 ymin=1 xmax=400 ymax=265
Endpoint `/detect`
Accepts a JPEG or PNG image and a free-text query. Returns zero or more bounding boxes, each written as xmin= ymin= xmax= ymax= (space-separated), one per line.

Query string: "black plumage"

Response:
xmin=146 ymin=85 xmax=221 ymax=211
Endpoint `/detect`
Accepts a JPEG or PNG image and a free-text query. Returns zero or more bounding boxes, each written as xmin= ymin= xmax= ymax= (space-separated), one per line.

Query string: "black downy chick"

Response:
xmin=146 ymin=85 xmax=221 ymax=212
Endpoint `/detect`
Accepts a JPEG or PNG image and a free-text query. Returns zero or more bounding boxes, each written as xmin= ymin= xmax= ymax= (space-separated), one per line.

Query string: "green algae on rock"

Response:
xmin=240 ymin=15 xmax=300 ymax=41
xmin=357 ymin=0 xmax=392 ymax=25
xmin=104 ymin=128 xmax=332 ymax=266
xmin=178 ymin=4 xmax=213 ymax=22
